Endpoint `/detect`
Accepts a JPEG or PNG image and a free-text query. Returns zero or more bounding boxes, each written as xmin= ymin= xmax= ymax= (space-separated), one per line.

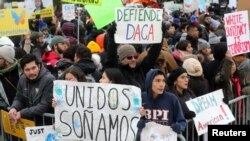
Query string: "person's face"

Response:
xmin=65 ymin=73 xmax=78 ymax=81
xmin=231 ymin=63 xmax=236 ymax=76
xmin=186 ymin=43 xmax=193 ymax=53
xmin=201 ymin=48 xmax=211 ymax=56
xmin=204 ymin=16 xmax=212 ymax=24
xmin=175 ymin=73 xmax=189 ymax=90
xmin=152 ymin=74 xmax=166 ymax=96
xmin=188 ymin=28 xmax=199 ymax=38
xmin=35 ymin=0 xmax=42 ymax=7
xmin=36 ymin=36 xmax=44 ymax=43
xmin=168 ymin=26 xmax=175 ymax=35
xmin=99 ymin=72 xmax=112 ymax=83
xmin=23 ymin=61 xmax=40 ymax=80
xmin=55 ymin=42 xmax=67 ymax=54
xmin=43 ymin=30 xmax=49 ymax=36
xmin=0 ymin=57 xmax=7 ymax=69
xmin=121 ymin=55 xmax=138 ymax=68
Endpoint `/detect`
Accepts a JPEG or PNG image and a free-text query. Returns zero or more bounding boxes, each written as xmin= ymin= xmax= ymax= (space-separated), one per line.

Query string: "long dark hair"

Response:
xmin=62 ymin=66 xmax=86 ymax=82
xmin=104 ymin=68 xmax=127 ymax=84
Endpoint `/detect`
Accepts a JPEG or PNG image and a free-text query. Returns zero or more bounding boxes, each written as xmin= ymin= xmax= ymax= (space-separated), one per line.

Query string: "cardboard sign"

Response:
xmin=1 ymin=110 xmax=35 ymax=139
xmin=62 ymin=0 xmax=102 ymax=5
xmin=224 ymin=11 xmax=250 ymax=56
xmin=186 ymin=89 xmax=235 ymax=136
xmin=62 ymin=4 xmax=75 ymax=21
xmin=115 ymin=8 xmax=163 ymax=44
xmin=141 ymin=122 xmax=177 ymax=141
xmin=24 ymin=0 xmax=54 ymax=19
xmin=53 ymin=80 xmax=141 ymax=141
xmin=25 ymin=126 xmax=56 ymax=141
xmin=0 ymin=8 xmax=29 ymax=36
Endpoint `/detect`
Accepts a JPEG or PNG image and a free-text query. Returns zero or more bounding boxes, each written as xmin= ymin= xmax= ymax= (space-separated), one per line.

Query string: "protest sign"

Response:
xmin=24 ymin=0 xmax=54 ymax=19
xmin=184 ymin=0 xmax=206 ymax=12
xmin=25 ymin=126 xmax=55 ymax=141
xmin=53 ymin=80 xmax=141 ymax=141
xmin=62 ymin=0 xmax=102 ymax=5
xmin=186 ymin=89 xmax=235 ymax=136
xmin=62 ymin=4 xmax=76 ymax=21
xmin=85 ymin=0 xmax=123 ymax=29
xmin=238 ymin=0 xmax=250 ymax=28
xmin=115 ymin=8 xmax=163 ymax=44
xmin=1 ymin=110 xmax=35 ymax=139
xmin=140 ymin=122 xmax=177 ymax=141
xmin=0 ymin=8 xmax=29 ymax=36
xmin=224 ymin=11 xmax=250 ymax=56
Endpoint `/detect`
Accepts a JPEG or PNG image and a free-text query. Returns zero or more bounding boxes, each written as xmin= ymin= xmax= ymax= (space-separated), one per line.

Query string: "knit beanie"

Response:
xmin=0 ymin=36 xmax=15 ymax=47
xmin=167 ymin=67 xmax=187 ymax=86
xmin=87 ymin=41 xmax=101 ymax=53
xmin=0 ymin=45 xmax=15 ymax=63
xmin=117 ymin=44 xmax=137 ymax=61
xmin=198 ymin=38 xmax=210 ymax=51
xmin=182 ymin=58 xmax=203 ymax=77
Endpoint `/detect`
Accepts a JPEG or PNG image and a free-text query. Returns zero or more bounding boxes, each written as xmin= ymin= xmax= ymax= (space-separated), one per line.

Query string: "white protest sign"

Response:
xmin=53 ymin=80 xmax=141 ymax=141
xmin=24 ymin=0 xmax=54 ymax=19
xmin=25 ymin=126 xmax=55 ymax=141
xmin=224 ymin=11 xmax=250 ymax=56
xmin=141 ymin=122 xmax=177 ymax=141
xmin=62 ymin=4 xmax=75 ymax=21
xmin=186 ymin=89 xmax=235 ymax=136
xmin=115 ymin=8 xmax=163 ymax=44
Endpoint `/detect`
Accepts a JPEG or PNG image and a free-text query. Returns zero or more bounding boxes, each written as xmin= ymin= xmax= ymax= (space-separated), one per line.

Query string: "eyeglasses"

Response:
xmin=126 ymin=55 xmax=138 ymax=60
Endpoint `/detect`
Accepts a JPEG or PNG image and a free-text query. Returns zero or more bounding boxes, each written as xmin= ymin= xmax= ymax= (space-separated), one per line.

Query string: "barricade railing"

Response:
xmin=1 ymin=95 xmax=249 ymax=141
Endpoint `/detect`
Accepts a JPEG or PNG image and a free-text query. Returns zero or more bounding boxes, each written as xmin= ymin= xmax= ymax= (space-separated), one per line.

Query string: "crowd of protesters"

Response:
xmin=0 ymin=0 xmax=249 ymax=140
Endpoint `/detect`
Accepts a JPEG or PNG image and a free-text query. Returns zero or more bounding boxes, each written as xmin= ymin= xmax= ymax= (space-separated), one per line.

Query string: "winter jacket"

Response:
xmin=137 ymin=69 xmax=186 ymax=138
xmin=11 ymin=65 xmax=55 ymax=119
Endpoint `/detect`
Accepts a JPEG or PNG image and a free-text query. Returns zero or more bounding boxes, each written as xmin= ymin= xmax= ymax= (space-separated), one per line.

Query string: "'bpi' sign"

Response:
xmin=115 ymin=8 xmax=163 ymax=44
xmin=224 ymin=11 xmax=250 ymax=56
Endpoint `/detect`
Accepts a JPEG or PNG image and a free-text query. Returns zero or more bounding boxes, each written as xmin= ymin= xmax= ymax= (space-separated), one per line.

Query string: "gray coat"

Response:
xmin=11 ymin=65 xmax=55 ymax=118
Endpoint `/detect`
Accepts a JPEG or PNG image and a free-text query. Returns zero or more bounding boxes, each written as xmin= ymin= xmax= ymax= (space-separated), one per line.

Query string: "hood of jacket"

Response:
xmin=145 ymin=69 xmax=162 ymax=99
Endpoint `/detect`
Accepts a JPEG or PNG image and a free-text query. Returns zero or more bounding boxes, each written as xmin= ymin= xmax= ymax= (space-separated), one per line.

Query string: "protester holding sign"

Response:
xmin=104 ymin=23 xmax=164 ymax=91
xmin=136 ymin=69 xmax=186 ymax=141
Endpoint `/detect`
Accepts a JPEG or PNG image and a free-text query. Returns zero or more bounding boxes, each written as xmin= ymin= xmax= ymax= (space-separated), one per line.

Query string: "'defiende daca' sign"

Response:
xmin=115 ymin=8 xmax=163 ymax=44
xmin=53 ymin=80 xmax=141 ymax=141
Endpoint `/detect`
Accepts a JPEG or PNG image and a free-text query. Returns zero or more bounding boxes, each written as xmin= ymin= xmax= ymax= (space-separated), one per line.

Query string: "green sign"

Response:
xmin=85 ymin=0 xmax=123 ymax=29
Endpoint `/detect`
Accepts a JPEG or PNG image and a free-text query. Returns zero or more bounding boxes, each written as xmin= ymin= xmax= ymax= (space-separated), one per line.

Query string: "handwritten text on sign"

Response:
xmin=224 ymin=11 xmax=250 ymax=56
xmin=53 ymin=80 xmax=141 ymax=141
xmin=25 ymin=126 xmax=55 ymax=141
xmin=186 ymin=89 xmax=235 ymax=136
xmin=115 ymin=8 xmax=163 ymax=44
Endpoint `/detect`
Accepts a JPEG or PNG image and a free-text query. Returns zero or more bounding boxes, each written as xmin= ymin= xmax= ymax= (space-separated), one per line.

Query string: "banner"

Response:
xmin=140 ymin=122 xmax=177 ymax=141
xmin=186 ymin=89 xmax=235 ymax=136
xmin=53 ymin=80 xmax=141 ymax=141
xmin=62 ymin=4 xmax=75 ymax=21
xmin=62 ymin=0 xmax=102 ymax=5
xmin=0 ymin=8 xmax=29 ymax=36
xmin=85 ymin=0 xmax=123 ymax=29
xmin=224 ymin=11 xmax=250 ymax=56
xmin=24 ymin=0 xmax=54 ymax=19
xmin=1 ymin=110 xmax=35 ymax=139
xmin=25 ymin=126 xmax=55 ymax=141
xmin=115 ymin=8 xmax=163 ymax=44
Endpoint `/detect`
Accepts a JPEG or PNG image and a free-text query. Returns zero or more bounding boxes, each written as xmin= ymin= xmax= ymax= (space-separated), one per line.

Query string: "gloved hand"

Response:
xmin=171 ymin=122 xmax=182 ymax=134
xmin=107 ymin=22 xmax=117 ymax=36
xmin=184 ymin=111 xmax=196 ymax=119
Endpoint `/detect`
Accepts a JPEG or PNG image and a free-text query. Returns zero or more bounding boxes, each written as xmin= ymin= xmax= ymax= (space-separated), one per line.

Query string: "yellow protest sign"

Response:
xmin=1 ymin=110 xmax=35 ymax=139
xmin=0 ymin=8 xmax=29 ymax=37
xmin=62 ymin=0 xmax=102 ymax=6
